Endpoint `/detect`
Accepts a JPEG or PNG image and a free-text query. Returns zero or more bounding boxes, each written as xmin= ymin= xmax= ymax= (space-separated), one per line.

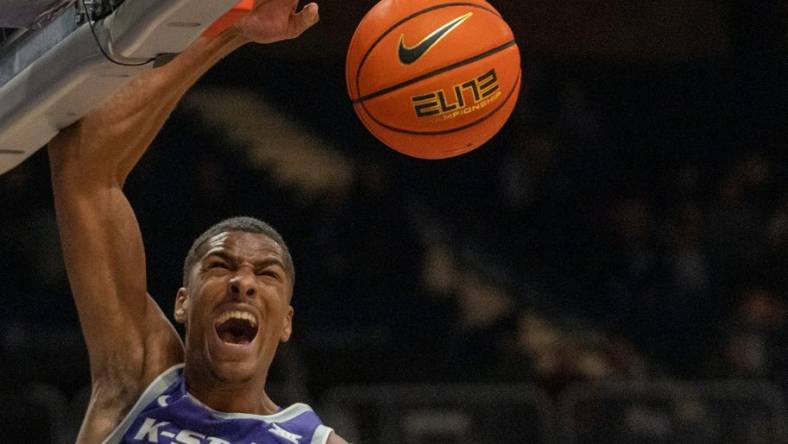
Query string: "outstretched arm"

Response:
xmin=48 ymin=0 xmax=319 ymax=440
xmin=48 ymin=28 xmax=247 ymax=386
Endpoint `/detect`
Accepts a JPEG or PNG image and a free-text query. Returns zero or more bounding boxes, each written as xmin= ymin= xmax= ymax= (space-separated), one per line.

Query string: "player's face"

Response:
xmin=176 ymin=231 xmax=293 ymax=384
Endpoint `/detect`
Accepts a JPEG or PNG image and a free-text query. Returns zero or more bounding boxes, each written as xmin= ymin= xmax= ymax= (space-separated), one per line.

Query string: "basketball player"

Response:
xmin=47 ymin=0 xmax=348 ymax=442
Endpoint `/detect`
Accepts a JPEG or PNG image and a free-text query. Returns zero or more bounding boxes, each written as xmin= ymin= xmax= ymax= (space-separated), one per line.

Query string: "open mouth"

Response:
xmin=215 ymin=310 xmax=259 ymax=345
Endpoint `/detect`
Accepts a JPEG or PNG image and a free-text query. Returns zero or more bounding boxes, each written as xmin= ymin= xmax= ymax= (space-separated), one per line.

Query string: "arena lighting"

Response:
xmin=0 ymin=0 xmax=243 ymax=176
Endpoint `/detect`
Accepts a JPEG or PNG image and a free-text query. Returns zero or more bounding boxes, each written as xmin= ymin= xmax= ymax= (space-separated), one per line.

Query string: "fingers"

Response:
xmin=291 ymin=2 xmax=319 ymax=37
xmin=236 ymin=0 xmax=318 ymax=43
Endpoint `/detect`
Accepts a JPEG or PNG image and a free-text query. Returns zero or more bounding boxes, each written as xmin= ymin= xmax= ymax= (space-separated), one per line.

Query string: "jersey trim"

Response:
xmin=102 ymin=363 xmax=185 ymax=444
xmin=185 ymin=394 xmax=314 ymax=422
xmin=312 ymin=425 xmax=334 ymax=444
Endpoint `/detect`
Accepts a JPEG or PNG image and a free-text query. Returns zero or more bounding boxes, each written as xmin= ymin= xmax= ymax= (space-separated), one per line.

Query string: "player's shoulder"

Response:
xmin=269 ymin=404 xmax=347 ymax=444
xmin=296 ymin=407 xmax=350 ymax=444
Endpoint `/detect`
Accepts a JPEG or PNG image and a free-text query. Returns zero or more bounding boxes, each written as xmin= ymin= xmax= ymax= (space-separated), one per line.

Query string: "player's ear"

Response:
xmin=174 ymin=287 xmax=190 ymax=324
xmin=280 ymin=306 xmax=293 ymax=342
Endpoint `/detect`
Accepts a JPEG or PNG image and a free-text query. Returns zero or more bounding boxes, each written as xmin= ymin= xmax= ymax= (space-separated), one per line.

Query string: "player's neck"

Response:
xmin=184 ymin=366 xmax=278 ymax=415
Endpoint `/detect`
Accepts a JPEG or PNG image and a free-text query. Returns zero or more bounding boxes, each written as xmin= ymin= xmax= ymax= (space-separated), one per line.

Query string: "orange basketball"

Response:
xmin=346 ymin=0 xmax=521 ymax=159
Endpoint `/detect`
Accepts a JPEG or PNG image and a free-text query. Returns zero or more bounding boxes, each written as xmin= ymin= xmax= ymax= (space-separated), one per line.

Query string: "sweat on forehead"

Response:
xmin=182 ymin=217 xmax=294 ymax=286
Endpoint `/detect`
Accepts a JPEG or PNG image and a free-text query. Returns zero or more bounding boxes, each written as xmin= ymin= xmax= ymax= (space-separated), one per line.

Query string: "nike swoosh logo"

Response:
xmin=398 ymin=12 xmax=473 ymax=65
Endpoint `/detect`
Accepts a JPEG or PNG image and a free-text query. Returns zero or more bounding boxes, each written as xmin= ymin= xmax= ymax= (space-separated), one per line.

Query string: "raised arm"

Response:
xmin=48 ymin=28 xmax=247 ymax=385
xmin=47 ymin=0 xmax=318 ymax=439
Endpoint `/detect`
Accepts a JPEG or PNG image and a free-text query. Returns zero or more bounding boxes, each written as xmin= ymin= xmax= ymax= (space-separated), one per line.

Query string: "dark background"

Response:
xmin=1 ymin=0 xmax=786 ymax=442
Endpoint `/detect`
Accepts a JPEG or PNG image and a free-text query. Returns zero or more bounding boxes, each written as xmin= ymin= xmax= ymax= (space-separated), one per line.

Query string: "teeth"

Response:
xmin=216 ymin=310 xmax=258 ymax=327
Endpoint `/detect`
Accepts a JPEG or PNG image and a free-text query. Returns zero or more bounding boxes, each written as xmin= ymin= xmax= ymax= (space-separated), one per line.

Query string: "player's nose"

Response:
xmin=229 ymin=269 xmax=256 ymax=298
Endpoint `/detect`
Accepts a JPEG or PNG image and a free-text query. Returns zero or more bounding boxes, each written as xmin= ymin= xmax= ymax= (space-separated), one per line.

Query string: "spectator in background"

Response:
xmin=706 ymin=155 xmax=774 ymax=308
xmin=665 ymin=203 xmax=710 ymax=298
xmin=409 ymin=237 xmax=519 ymax=383
xmin=659 ymin=202 xmax=715 ymax=377
xmin=445 ymin=265 xmax=518 ymax=382
xmin=603 ymin=199 xmax=661 ymax=346
xmin=503 ymin=310 xmax=647 ymax=396
xmin=712 ymin=286 xmax=785 ymax=380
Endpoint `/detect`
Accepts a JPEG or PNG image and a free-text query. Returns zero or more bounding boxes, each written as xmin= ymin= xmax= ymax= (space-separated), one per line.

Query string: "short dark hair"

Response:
xmin=182 ymin=216 xmax=295 ymax=288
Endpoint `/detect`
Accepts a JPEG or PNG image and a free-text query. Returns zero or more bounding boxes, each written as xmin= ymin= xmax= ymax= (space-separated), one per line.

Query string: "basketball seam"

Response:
xmin=359 ymin=66 xmax=521 ymax=136
xmin=353 ymin=40 xmax=517 ymax=104
xmin=351 ymin=2 xmax=504 ymax=100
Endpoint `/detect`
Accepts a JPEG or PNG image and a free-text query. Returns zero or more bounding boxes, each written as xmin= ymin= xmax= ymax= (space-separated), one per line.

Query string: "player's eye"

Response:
xmin=208 ymin=261 xmax=229 ymax=269
xmin=256 ymin=269 xmax=280 ymax=279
